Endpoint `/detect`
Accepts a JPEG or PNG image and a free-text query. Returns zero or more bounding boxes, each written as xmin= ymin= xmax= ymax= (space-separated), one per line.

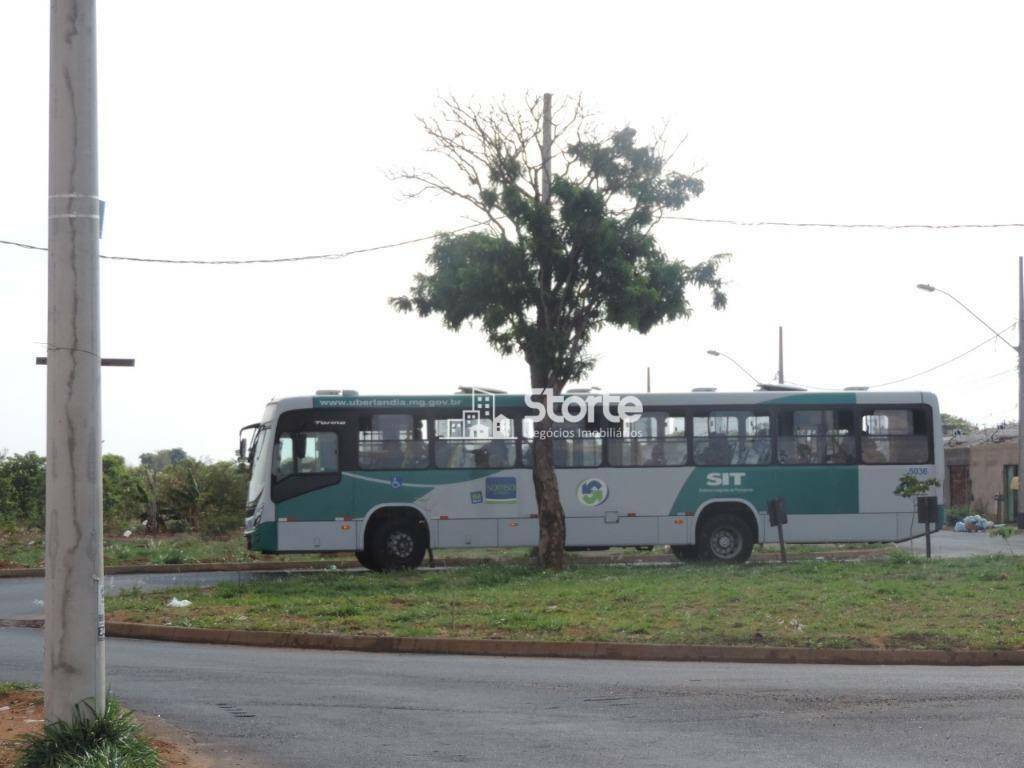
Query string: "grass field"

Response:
xmin=0 ymin=531 xmax=341 ymax=569
xmin=106 ymin=553 xmax=1024 ymax=651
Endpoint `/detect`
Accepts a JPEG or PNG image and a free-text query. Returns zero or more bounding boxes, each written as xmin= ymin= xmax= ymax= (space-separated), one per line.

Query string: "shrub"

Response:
xmin=15 ymin=696 xmax=160 ymax=768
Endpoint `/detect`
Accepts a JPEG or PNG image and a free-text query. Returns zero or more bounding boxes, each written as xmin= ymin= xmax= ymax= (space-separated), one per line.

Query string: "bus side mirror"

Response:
xmin=239 ymin=437 xmax=247 ymax=463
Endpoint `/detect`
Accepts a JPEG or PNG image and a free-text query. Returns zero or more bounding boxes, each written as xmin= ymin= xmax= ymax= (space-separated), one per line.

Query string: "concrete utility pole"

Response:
xmin=1018 ymin=257 xmax=1023 ymax=526
xmin=777 ymin=326 xmax=784 ymax=384
xmin=44 ymin=0 xmax=105 ymax=723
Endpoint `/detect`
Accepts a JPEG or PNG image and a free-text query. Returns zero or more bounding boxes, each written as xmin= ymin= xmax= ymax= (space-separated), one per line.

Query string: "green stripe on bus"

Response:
xmin=669 ymin=465 xmax=859 ymax=516
xmin=275 ymin=468 xmax=502 ymax=522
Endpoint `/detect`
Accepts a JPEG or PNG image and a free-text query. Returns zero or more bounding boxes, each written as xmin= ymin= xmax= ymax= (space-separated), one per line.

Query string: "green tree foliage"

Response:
xmin=941 ymin=412 xmax=977 ymax=435
xmin=392 ymin=95 xmax=727 ymax=569
xmin=0 ymin=449 xmax=246 ymax=536
xmin=0 ymin=451 xmax=46 ymax=529
xmin=153 ymin=458 xmax=247 ymax=535
xmin=138 ymin=447 xmax=187 ymax=472
xmin=102 ymin=454 xmax=147 ymax=532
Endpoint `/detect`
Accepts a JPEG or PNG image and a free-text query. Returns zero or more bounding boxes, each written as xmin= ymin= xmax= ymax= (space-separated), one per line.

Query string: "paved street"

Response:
xmin=897 ymin=528 xmax=1022 ymax=557
xmin=4 ymin=557 xmax=1024 ymax=767
xmin=4 ymin=623 xmax=1024 ymax=766
xmin=4 ymin=626 xmax=1024 ymax=767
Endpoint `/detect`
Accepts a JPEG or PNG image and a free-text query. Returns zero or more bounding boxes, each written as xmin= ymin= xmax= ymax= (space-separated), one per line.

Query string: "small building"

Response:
xmin=943 ymin=425 xmax=1019 ymax=522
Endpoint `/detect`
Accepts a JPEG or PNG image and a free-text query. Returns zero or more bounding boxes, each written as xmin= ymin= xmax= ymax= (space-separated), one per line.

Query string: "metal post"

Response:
xmin=768 ymin=498 xmax=787 ymax=563
xmin=924 ymin=519 xmax=931 ymax=559
xmin=44 ymin=0 xmax=105 ymax=724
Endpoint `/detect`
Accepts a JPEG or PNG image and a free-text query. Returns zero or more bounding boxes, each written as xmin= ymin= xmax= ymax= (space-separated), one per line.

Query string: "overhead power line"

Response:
xmin=663 ymin=215 xmax=1024 ymax=230
xmin=5 ymin=211 xmax=1024 ymax=266
xmin=0 ymin=221 xmax=486 ymax=265
xmin=790 ymin=323 xmax=1017 ymax=391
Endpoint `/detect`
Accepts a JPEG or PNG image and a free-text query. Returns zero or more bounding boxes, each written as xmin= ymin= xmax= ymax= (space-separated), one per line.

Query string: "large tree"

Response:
xmin=392 ymin=95 xmax=727 ymax=570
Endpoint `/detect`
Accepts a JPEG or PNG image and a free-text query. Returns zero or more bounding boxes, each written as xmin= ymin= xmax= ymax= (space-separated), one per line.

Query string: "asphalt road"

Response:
xmin=3 ymin=624 xmax=1024 ymax=767
xmin=897 ymin=528 xmax=1021 ymax=557
xmin=4 ymin=554 xmax=1024 ymax=767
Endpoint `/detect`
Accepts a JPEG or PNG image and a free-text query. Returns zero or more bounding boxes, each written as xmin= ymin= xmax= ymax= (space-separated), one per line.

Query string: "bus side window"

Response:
xmin=861 ymin=409 xmax=929 ymax=464
xmin=433 ymin=413 xmax=516 ymax=469
xmin=520 ymin=417 xmax=537 ymax=467
xmin=273 ymin=435 xmax=294 ymax=480
xmin=777 ymin=410 xmax=855 ymax=465
xmin=358 ymin=414 xmax=429 ymax=470
xmin=273 ymin=431 xmax=337 ymax=479
xmin=693 ymin=412 xmax=770 ymax=466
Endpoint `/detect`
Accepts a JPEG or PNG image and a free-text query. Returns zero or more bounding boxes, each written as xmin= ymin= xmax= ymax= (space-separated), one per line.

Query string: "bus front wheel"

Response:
xmin=369 ymin=519 xmax=427 ymax=571
xmin=697 ymin=512 xmax=754 ymax=564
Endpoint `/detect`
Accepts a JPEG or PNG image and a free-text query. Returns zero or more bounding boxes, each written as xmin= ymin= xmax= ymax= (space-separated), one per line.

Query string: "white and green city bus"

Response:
xmin=240 ymin=388 xmax=942 ymax=570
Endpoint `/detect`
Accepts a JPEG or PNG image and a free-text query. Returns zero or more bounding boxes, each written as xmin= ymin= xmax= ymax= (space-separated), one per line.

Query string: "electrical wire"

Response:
xmin=663 ymin=215 xmax=1024 ymax=230
xmin=788 ymin=323 xmax=1017 ymax=391
xmin=0 ymin=221 xmax=488 ymax=265
xmin=5 ymin=209 xmax=1024 ymax=264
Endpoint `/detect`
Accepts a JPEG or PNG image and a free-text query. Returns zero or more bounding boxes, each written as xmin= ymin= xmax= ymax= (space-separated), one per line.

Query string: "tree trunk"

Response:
xmin=530 ymin=365 xmax=566 ymax=570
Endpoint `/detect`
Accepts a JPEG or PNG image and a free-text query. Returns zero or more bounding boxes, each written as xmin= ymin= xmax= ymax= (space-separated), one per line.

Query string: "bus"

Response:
xmin=240 ymin=388 xmax=943 ymax=569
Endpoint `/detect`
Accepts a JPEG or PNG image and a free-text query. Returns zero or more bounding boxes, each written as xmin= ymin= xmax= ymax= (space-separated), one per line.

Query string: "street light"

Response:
xmin=916 ymin=283 xmax=1017 ymax=351
xmin=917 ymin=259 xmax=1024 ymax=528
xmin=706 ymin=349 xmax=762 ymax=387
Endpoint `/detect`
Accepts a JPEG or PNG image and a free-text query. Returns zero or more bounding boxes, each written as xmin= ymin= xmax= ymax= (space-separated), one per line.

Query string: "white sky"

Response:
xmin=3 ymin=0 xmax=1024 ymax=463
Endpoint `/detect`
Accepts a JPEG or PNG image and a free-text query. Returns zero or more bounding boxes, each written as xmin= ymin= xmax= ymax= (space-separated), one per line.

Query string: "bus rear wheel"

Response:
xmin=369 ymin=519 xmax=427 ymax=571
xmin=697 ymin=512 xmax=754 ymax=564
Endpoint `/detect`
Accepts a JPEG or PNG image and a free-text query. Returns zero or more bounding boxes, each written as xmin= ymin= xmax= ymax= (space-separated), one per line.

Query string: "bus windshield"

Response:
xmin=246 ymin=425 xmax=271 ymax=504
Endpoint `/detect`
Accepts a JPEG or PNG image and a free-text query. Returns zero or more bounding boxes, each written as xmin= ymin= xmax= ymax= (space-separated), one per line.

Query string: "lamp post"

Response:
xmin=917 ymin=258 xmax=1024 ymax=528
xmin=706 ymin=349 xmax=762 ymax=387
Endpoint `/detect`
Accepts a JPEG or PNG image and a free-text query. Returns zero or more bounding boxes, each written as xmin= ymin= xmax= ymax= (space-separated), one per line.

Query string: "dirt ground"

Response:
xmin=0 ymin=688 xmax=217 ymax=767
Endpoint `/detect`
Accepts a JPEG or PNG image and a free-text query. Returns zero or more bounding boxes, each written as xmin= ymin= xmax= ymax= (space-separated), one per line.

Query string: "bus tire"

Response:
xmin=369 ymin=518 xmax=427 ymax=571
xmin=697 ymin=512 xmax=754 ymax=564
xmin=354 ymin=549 xmax=378 ymax=571
xmin=670 ymin=545 xmax=697 ymax=562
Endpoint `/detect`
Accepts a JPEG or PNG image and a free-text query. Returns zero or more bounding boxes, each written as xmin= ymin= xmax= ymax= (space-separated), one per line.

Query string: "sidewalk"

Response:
xmin=897 ymin=529 xmax=1021 ymax=557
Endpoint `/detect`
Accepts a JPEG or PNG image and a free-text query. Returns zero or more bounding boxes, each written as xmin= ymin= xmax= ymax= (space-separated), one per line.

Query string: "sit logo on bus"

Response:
xmin=705 ymin=472 xmax=748 ymax=487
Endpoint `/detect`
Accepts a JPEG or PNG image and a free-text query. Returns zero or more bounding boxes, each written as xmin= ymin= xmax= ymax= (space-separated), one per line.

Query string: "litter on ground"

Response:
xmin=954 ymin=514 xmax=993 ymax=532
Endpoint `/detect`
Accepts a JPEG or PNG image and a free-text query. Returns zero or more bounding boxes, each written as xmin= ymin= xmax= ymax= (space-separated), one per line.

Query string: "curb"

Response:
xmin=5 ymin=618 xmax=1021 ymax=666
xmin=0 ymin=547 xmax=887 ymax=579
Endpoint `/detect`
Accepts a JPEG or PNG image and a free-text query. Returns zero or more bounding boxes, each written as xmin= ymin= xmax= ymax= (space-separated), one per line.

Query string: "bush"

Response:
xmin=15 ymin=696 xmax=160 ymax=768
xmin=0 ymin=448 xmax=248 ymax=537
xmin=0 ymin=452 xmax=46 ymax=529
